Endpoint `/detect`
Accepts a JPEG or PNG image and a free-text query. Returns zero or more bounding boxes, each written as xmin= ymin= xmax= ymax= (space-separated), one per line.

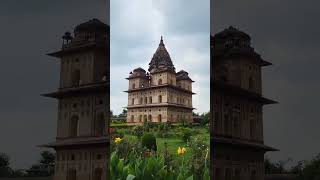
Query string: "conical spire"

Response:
xmin=148 ymin=36 xmax=175 ymax=72
xmin=159 ymin=36 xmax=164 ymax=46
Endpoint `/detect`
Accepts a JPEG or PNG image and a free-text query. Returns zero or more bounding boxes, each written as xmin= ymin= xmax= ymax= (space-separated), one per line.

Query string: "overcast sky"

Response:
xmin=110 ymin=0 xmax=210 ymax=115
xmin=212 ymin=0 xmax=320 ymax=166
xmin=0 ymin=0 xmax=108 ymax=169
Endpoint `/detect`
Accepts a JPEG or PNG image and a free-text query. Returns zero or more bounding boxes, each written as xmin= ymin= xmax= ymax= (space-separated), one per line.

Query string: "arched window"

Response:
xmin=71 ymin=69 xmax=80 ymax=86
xmin=158 ymin=79 xmax=162 ymax=85
xmin=225 ymin=168 xmax=231 ymax=180
xmin=132 ymin=83 xmax=136 ymax=89
xmin=67 ymin=168 xmax=77 ymax=180
xmin=95 ymin=113 xmax=105 ymax=136
xmin=249 ymin=77 xmax=254 ymax=89
xmin=144 ymin=97 xmax=148 ymax=104
xmin=131 ymin=98 xmax=135 ymax=105
xmin=158 ymin=95 xmax=162 ymax=103
xmin=234 ymin=169 xmax=240 ymax=180
xmin=149 ymin=96 xmax=152 ymax=104
xmin=70 ymin=115 xmax=79 ymax=137
xmin=251 ymin=170 xmax=256 ymax=180
xmin=131 ymin=115 xmax=134 ymax=122
xmin=224 ymin=114 xmax=230 ymax=136
xmin=233 ymin=116 xmax=240 ymax=137
xmin=250 ymin=119 xmax=255 ymax=139
xmin=139 ymin=115 xmax=142 ymax=122
xmin=139 ymin=97 xmax=143 ymax=104
xmin=158 ymin=114 xmax=162 ymax=122
xmin=148 ymin=115 xmax=152 ymax=122
xmin=144 ymin=115 xmax=147 ymax=122
xmin=93 ymin=168 xmax=102 ymax=180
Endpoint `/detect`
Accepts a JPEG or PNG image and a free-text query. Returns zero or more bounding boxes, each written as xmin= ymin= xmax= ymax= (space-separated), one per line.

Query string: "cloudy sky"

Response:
xmin=213 ymin=0 xmax=320 ymax=166
xmin=110 ymin=0 xmax=210 ymax=115
xmin=0 ymin=0 xmax=108 ymax=169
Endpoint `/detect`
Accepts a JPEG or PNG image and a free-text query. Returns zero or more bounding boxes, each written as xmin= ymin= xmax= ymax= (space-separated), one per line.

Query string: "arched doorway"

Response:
xmin=158 ymin=114 xmax=162 ymax=122
xmin=67 ymin=168 xmax=76 ymax=180
xmin=70 ymin=115 xmax=79 ymax=137
xmin=158 ymin=95 xmax=162 ymax=103
xmin=95 ymin=113 xmax=105 ymax=136
xmin=93 ymin=168 xmax=103 ymax=180
xmin=71 ymin=69 xmax=80 ymax=86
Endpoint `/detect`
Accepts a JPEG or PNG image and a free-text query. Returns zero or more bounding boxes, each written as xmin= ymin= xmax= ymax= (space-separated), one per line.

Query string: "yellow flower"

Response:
xmin=114 ymin=137 xmax=122 ymax=144
xmin=177 ymin=147 xmax=187 ymax=155
xmin=181 ymin=147 xmax=187 ymax=154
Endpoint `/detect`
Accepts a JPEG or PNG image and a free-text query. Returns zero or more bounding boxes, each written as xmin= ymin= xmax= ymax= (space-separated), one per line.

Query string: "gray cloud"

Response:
xmin=0 ymin=0 xmax=108 ymax=169
xmin=111 ymin=0 xmax=210 ymax=115
xmin=212 ymin=0 xmax=320 ymax=165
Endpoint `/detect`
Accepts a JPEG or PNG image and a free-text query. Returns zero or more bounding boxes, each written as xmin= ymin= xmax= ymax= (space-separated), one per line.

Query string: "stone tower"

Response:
xmin=42 ymin=19 xmax=109 ymax=180
xmin=125 ymin=37 xmax=195 ymax=123
xmin=211 ymin=27 xmax=277 ymax=180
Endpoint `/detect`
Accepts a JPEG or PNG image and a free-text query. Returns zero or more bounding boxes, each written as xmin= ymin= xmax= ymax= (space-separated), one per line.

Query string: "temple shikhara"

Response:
xmin=42 ymin=19 xmax=109 ymax=180
xmin=125 ymin=37 xmax=195 ymax=123
xmin=211 ymin=27 xmax=277 ymax=180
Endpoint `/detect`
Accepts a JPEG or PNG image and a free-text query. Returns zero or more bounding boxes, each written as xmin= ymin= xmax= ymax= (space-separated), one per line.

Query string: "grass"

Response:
xmin=117 ymin=125 xmax=209 ymax=160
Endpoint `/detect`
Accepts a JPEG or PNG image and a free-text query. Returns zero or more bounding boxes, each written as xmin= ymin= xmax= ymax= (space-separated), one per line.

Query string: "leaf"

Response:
xmin=203 ymin=168 xmax=210 ymax=180
xmin=111 ymin=152 xmax=119 ymax=169
xmin=186 ymin=175 xmax=193 ymax=180
xmin=126 ymin=174 xmax=136 ymax=180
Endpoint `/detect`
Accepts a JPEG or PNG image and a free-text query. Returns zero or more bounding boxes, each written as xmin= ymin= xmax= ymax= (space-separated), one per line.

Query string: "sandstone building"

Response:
xmin=42 ymin=19 xmax=109 ymax=180
xmin=125 ymin=37 xmax=195 ymax=123
xmin=211 ymin=27 xmax=277 ymax=180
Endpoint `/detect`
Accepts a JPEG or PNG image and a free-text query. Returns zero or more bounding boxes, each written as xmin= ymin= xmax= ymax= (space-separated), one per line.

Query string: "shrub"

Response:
xmin=132 ymin=126 xmax=144 ymax=139
xmin=189 ymin=137 xmax=210 ymax=180
xmin=141 ymin=133 xmax=157 ymax=151
xmin=181 ymin=128 xmax=193 ymax=143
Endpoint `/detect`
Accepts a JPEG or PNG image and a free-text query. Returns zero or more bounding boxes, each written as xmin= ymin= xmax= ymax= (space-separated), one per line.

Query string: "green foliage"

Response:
xmin=39 ymin=151 xmax=55 ymax=165
xmin=181 ymin=128 xmax=192 ymax=143
xmin=189 ymin=137 xmax=210 ymax=180
xmin=298 ymin=154 xmax=320 ymax=179
xmin=141 ymin=133 xmax=157 ymax=151
xmin=200 ymin=112 xmax=210 ymax=126
xmin=132 ymin=126 xmax=144 ymax=139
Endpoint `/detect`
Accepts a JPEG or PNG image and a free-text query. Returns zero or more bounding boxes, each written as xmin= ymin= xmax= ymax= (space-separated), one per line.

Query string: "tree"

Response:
xmin=118 ymin=109 xmax=127 ymax=117
xmin=298 ymin=153 xmax=320 ymax=179
xmin=0 ymin=153 xmax=12 ymax=177
xmin=39 ymin=151 xmax=55 ymax=166
xmin=26 ymin=151 xmax=55 ymax=177
xmin=110 ymin=110 xmax=114 ymax=118
xmin=264 ymin=157 xmax=291 ymax=174
xmin=200 ymin=112 xmax=210 ymax=126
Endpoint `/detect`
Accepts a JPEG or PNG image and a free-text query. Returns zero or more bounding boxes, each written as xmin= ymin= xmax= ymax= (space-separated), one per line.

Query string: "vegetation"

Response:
xmin=110 ymin=119 xmax=210 ymax=180
xmin=141 ymin=133 xmax=157 ymax=151
xmin=111 ymin=135 xmax=209 ymax=180
xmin=0 ymin=151 xmax=55 ymax=178
xmin=265 ymin=154 xmax=320 ymax=179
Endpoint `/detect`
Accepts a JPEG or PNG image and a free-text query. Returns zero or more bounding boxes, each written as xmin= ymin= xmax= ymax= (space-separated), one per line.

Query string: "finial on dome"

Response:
xmin=160 ymin=36 xmax=164 ymax=46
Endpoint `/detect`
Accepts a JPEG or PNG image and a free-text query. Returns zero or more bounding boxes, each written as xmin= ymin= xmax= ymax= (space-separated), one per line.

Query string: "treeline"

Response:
xmin=265 ymin=154 xmax=320 ymax=179
xmin=0 ymin=151 xmax=55 ymax=178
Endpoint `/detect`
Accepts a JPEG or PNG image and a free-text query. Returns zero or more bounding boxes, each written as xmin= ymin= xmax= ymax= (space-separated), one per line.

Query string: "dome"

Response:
xmin=148 ymin=36 xmax=175 ymax=73
xmin=74 ymin=18 xmax=109 ymax=33
xmin=214 ymin=26 xmax=250 ymax=40
xmin=129 ymin=67 xmax=147 ymax=78
xmin=212 ymin=26 xmax=253 ymax=54
xmin=176 ymin=70 xmax=193 ymax=82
